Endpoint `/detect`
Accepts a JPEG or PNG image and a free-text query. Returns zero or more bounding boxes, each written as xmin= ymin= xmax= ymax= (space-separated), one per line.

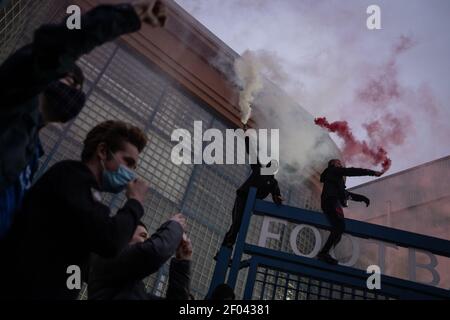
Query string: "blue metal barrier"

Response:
xmin=207 ymin=187 xmax=450 ymax=300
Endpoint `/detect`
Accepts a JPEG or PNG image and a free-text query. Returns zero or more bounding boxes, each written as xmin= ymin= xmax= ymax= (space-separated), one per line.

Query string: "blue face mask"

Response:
xmin=101 ymin=153 xmax=136 ymax=194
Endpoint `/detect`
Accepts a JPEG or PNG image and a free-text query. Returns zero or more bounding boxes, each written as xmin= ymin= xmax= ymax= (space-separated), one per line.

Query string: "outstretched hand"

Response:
xmin=133 ymin=0 xmax=167 ymax=27
xmin=363 ymin=197 xmax=370 ymax=207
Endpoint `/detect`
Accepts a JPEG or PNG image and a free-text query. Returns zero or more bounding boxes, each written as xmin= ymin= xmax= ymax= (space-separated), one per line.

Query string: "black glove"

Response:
xmin=347 ymin=192 xmax=370 ymax=207
xmin=363 ymin=197 xmax=370 ymax=207
xmin=356 ymin=194 xmax=370 ymax=207
xmin=273 ymin=195 xmax=283 ymax=206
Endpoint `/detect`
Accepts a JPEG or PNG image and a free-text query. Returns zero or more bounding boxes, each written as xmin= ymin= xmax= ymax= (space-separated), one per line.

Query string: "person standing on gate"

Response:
xmin=317 ymin=159 xmax=383 ymax=265
xmin=216 ymin=125 xmax=284 ymax=262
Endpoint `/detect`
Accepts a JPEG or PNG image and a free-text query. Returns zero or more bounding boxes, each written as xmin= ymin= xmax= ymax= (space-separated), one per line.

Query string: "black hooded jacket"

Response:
xmin=320 ymin=166 xmax=377 ymax=206
xmin=0 ymin=3 xmax=142 ymax=191
xmin=237 ymin=136 xmax=281 ymax=202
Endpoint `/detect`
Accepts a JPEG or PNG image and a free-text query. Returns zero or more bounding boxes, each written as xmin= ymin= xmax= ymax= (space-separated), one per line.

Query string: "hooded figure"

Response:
xmin=317 ymin=159 xmax=382 ymax=265
xmin=0 ymin=59 xmax=85 ymax=239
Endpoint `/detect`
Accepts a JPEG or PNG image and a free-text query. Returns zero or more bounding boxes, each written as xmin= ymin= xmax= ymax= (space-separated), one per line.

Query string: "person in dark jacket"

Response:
xmin=219 ymin=127 xmax=284 ymax=253
xmin=0 ymin=0 xmax=167 ymax=239
xmin=317 ymin=159 xmax=383 ymax=264
xmin=0 ymin=120 xmax=150 ymax=300
xmin=88 ymin=216 xmax=192 ymax=300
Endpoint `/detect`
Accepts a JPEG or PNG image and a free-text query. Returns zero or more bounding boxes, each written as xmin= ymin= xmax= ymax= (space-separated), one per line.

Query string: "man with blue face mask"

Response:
xmin=0 ymin=120 xmax=165 ymax=300
xmin=101 ymin=150 xmax=138 ymax=194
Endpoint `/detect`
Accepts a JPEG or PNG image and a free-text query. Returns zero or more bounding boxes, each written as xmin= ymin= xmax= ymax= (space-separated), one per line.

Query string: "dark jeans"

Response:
xmin=222 ymin=195 xmax=247 ymax=248
xmin=320 ymin=197 xmax=345 ymax=254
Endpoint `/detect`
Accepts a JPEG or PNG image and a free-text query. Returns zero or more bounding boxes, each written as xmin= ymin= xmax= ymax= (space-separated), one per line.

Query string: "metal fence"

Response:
xmin=208 ymin=188 xmax=450 ymax=300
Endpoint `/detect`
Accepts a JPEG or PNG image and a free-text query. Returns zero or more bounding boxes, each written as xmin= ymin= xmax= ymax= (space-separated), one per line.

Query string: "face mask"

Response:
xmin=43 ymin=81 xmax=86 ymax=123
xmin=101 ymin=153 xmax=136 ymax=194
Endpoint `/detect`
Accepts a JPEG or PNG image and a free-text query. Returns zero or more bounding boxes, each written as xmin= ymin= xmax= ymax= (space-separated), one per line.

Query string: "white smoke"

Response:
xmin=211 ymin=48 xmax=340 ymax=183
xmin=234 ymin=50 xmax=263 ymax=124
xmin=251 ymin=76 xmax=340 ymax=184
xmin=231 ymin=50 xmax=341 ymax=183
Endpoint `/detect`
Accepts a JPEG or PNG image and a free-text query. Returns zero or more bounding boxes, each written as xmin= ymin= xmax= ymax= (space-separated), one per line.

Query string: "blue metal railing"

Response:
xmin=207 ymin=188 xmax=450 ymax=300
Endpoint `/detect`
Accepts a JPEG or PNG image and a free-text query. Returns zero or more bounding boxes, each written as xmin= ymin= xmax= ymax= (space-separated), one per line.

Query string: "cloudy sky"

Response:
xmin=175 ymin=0 xmax=450 ymax=187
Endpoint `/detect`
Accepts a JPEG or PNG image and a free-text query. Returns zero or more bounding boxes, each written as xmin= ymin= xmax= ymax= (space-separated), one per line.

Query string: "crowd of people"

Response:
xmin=0 ymin=0 xmax=383 ymax=300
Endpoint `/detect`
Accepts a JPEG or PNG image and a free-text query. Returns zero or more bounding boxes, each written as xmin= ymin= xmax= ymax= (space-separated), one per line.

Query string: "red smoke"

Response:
xmin=314 ymin=117 xmax=391 ymax=172
xmin=356 ymin=35 xmax=416 ymax=107
xmin=318 ymin=35 xmax=421 ymax=174
xmin=393 ymin=35 xmax=415 ymax=55
xmin=363 ymin=113 xmax=410 ymax=147
xmin=356 ymin=64 xmax=401 ymax=106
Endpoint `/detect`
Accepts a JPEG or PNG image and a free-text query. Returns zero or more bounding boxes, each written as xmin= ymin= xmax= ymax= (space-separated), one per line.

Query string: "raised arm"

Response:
xmin=166 ymin=259 xmax=191 ymax=300
xmin=331 ymin=167 xmax=380 ymax=177
xmin=245 ymin=135 xmax=262 ymax=171
xmin=51 ymin=164 xmax=144 ymax=257
xmin=32 ymin=4 xmax=142 ymax=75
xmin=110 ymin=220 xmax=184 ymax=282
xmin=166 ymin=236 xmax=192 ymax=300
xmin=0 ymin=3 xmax=149 ymax=106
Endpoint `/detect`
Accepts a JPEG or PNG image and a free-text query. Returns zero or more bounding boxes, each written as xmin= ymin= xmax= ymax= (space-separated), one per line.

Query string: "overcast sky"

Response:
xmin=175 ymin=0 xmax=450 ymax=187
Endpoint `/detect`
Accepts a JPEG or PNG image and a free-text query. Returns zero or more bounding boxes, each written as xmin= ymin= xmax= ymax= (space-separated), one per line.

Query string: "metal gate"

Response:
xmin=208 ymin=188 xmax=450 ymax=300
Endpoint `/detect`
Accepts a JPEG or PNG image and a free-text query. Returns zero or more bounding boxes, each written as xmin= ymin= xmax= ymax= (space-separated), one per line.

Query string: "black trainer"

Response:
xmin=317 ymin=252 xmax=338 ymax=265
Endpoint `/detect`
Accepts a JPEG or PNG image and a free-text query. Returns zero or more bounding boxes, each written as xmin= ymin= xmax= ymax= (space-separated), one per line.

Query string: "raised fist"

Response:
xmin=133 ymin=0 xmax=167 ymax=27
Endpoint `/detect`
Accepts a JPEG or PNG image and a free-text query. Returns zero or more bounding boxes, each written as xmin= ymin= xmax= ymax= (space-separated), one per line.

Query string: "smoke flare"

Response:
xmin=234 ymin=50 xmax=263 ymax=124
xmin=314 ymin=117 xmax=391 ymax=172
